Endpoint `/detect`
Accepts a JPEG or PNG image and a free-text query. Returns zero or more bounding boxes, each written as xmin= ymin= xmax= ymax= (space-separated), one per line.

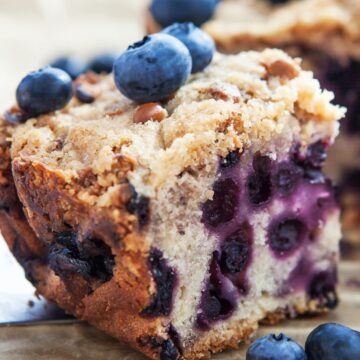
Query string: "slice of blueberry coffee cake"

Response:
xmin=147 ymin=0 xmax=360 ymax=245
xmin=0 ymin=27 xmax=344 ymax=360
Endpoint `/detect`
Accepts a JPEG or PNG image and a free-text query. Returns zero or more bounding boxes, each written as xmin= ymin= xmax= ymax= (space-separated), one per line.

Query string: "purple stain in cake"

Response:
xmin=199 ymin=145 xmax=339 ymax=329
xmin=142 ymin=248 xmax=177 ymax=317
xmin=202 ymin=177 xmax=239 ymax=228
xmin=247 ymin=154 xmax=272 ymax=205
xmin=269 ymin=218 xmax=307 ymax=257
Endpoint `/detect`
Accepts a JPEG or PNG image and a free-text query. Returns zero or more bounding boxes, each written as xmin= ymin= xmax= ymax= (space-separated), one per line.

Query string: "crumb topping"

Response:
xmin=2 ymin=49 xmax=344 ymax=204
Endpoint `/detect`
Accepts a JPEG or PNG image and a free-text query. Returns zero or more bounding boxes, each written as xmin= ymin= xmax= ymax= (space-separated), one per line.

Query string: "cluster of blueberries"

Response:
xmin=15 ymin=53 xmax=116 ymax=117
xmin=15 ymin=22 xmax=215 ymax=119
xmin=246 ymin=323 xmax=360 ymax=360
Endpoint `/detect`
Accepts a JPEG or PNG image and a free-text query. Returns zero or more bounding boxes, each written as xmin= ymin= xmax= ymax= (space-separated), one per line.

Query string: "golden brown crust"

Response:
xmin=0 ymin=117 xmax=169 ymax=360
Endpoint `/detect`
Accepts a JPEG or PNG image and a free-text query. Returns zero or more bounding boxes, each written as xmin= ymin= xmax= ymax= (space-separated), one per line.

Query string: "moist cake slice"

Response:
xmin=0 ymin=49 xmax=344 ymax=359
xmin=147 ymin=0 xmax=360 ymax=245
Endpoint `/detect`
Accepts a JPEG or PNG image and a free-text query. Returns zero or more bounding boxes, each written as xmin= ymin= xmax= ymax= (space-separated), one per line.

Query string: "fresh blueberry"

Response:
xmin=16 ymin=67 xmax=73 ymax=116
xmin=113 ymin=34 xmax=192 ymax=103
xmin=88 ymin=53 xmax=117 ymax=74
xmin=162 ymin=23 xmax=215 ymax=73
xmin=246 ymin=333 xmax=307 ymax=360
xmin=150 ymin=0 xmax=219 ymax=28
xmin=269 ymin=218 xmax=306 ymax=255
xmin=75 ymin=85 xmax=95 ymax=104
xmin=305 ymin=323 xmax=360 ymax=360
xmin=50 ymin=56 xmax=87 ymax=79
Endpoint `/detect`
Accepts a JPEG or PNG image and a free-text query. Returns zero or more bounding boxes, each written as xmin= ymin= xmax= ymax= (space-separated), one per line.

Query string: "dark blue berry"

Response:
xmin=246 ymin=333 xmax=307 ymax=360
xmin=3 ymin=109 xmax=31 ymax=124
xmin=150 ymin=0 xmax=219 ymax=28
xmin=141 ymin=249 xmax=176 ymax=317
xmin=306 ymin=141 xmax=327 ymax=169
xmin=48 ymin=244 xmax=92 ymax=280
xmin=197 ymin=255 xmax=236 ymax=329
xmin=308 ymin=270 xmax=338 ymax=309
xmin=49 ymin=232 xmax=115 ymax=283
xmin=247 ymin=155 xmax=272 ymax=205
xmin=160 ymin=339 xmax=180 ymax=360
xmin=16 ymin=67 xmax=73 ymax=116
xmin=50 ymin=56 xmax=87 ymax=79
xmin=220 ymin=151 xmax=240 ymax=169
xmin=269 ymin=218 xmax=306 ymax=255
xmin=305 ymin=323 xmax=360 ymax=360
xmin=304 ymin=169 xmax=326 ymax=185
xmin=202 ymin=178 xmax=239 ymax=228
xmin=220 ymin=225 xmax=251 ymax=274
xmin=162 ymin=23 xmax=215 ymax=73
xmin=88 ymin=53 xmax=117 ymax=74
xmin=75 ymin=85 xmax=95 ymax=104
xmin=198 ymin=288 xmax=233 ymax=328
xmin=127 ymin=185 xmax=150 ymax=226
xmin=275 ymin=163 xmax=303 ymax=196
xmin=113 ymin=34 xmax=192 ymax=103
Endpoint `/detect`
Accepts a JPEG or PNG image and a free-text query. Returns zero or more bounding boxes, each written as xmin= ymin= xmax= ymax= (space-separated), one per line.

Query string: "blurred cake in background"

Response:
xmin=147 ymin=0 xmax=360 ymax=245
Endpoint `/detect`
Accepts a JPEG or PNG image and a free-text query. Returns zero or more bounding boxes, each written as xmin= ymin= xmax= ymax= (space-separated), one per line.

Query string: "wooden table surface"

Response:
xmin=0 ymin=1 xmax=359 ymax=359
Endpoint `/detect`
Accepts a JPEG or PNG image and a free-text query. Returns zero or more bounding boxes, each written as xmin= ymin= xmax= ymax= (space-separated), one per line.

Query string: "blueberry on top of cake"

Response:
xmin=0 ymin=29 xmax=344 ymax=360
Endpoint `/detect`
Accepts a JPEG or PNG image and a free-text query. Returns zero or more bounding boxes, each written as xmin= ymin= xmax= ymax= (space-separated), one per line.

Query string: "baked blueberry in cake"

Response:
xmin=0 ymin=27 xmax=344 ymax=359
xmin=147 ymin=0 xmax=360 ymax=245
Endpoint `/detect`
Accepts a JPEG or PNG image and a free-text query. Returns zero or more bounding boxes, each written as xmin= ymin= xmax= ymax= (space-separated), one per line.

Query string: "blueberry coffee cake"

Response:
xmin=0 ymin=29 xmax=344 ymax=360
xmin=147 ymin=0 xmax=360 ymax=245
